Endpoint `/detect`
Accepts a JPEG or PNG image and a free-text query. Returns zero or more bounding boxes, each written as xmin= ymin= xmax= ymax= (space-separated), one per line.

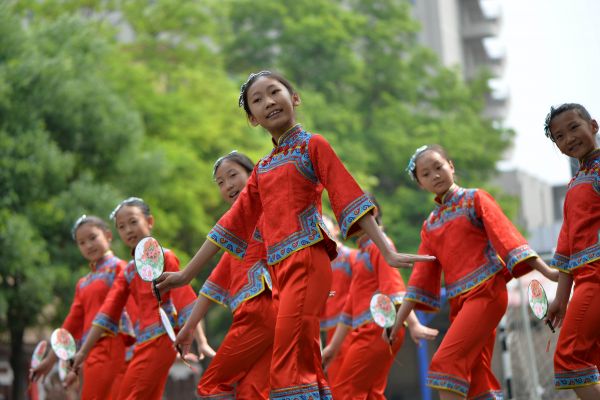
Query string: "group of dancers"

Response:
xmin=29 ymin=70 xmax=600 ymax=400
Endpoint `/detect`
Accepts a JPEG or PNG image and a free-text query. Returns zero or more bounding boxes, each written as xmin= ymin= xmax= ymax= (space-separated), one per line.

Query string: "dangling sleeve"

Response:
xmin=199 ymin=253 xmax=232 ymax=307
xmin=62 ymin=281 xmax=85 ymax=341
xmin=404 ymin=225 xmax=442 ymax=312
xmin=310 ymin=134 xmax=375 ymax=239
xmin=550 ymin=206 xmax=571 ymax=273
xmin=475 ymin=189 xmax=538 ymax=278
xmin=208 ymin=167 xmax=263 ymax=259
xmin=93 ymin=267 xmax=131 ymax=335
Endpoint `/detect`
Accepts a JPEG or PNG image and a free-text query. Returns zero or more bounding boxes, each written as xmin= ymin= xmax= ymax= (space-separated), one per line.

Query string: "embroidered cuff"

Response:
xmin=338 ymin=194 xmax=375 ymax=239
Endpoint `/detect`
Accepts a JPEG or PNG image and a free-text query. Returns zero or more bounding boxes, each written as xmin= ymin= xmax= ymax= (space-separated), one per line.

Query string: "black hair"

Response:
xmin=213 ymin=151 xmax=255 ymax=178
xmin=71 ymin=215 xmax=111 ymax=240
xmin=238 ymin=71 xmax=296 ymax=117
xmin=109 ymin=197 xmax=151 ymax=221
xmin=407 ymin=144 xmax=451 ymax=183
xmin=544 ymin=103 xmax=592 ymax=142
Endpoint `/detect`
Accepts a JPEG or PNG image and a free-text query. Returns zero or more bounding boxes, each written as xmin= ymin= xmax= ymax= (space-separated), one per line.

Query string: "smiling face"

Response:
xmin=214 ymin=159 xmax=251 ymax=205
xmin=549 ymin=109 xmax=599 ymax=160
xmin=114 ymin=205 xmax=154 ymax=249
xmin=246 ymin=76 xmax=300 ymax=137
xmin=415 ymin=150 xmax=455 ymax=196
xmin=75 ymin=223 xmax=112 ymax=263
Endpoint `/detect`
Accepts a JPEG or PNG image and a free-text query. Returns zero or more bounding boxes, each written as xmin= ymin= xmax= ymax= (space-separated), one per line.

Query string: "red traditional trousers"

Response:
xmin=197 ymin=291 xmax=275 ymax=399
xmin=554 ymin=264 xmax=600 ymax=389
xmin=268 ymin=244 xmax=332 ymax=399
xmin=324 ymin=328 xmax=352 ymax=385
xmin=428 ymin=274 xmax=506 ymax=399
xmin=330 ymin=322 xmax=405 ymax=399
xmin=81 ymin=335 xmax=126 ymax=399
xmin=116 ymin=334 xmax=176 ymax=399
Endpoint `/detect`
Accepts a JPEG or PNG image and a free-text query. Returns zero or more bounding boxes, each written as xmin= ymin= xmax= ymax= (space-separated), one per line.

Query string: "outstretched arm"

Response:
xmin=547 ymin=271 xmax=573 ymax=329
xmin=405 ymin=311 xmax=439 ymax=345
xmin=357 ymin=214 xmax=435 ymax=268
xmin=175 ymin=295 xmax=213 ymax=357
xmin=525 ymin=257 xmax=559 ymax=282
xmin=155 ymin=240 xmax=220 ymax=293
xmin=390 ymin=301 xmax=416 ymax=344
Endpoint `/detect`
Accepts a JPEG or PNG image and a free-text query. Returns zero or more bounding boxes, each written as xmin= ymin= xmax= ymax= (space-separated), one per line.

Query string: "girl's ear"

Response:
xmin=147 ymin=215 xmax=155 ymax=230
xmin=292 ymin=93 xmax=301 ymax=107
xmin=449 ymin=159 xmax=455 ymax=173
xmin=248 ymin=114 xmax=260 ymax=127
xmin=591 ymin=119 xmax=599 ymax=134
xmin=104 ymin=230 xmax=113 ymax=242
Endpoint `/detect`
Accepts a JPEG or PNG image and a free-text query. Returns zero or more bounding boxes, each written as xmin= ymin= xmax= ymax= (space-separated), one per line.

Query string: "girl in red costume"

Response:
xmin=390 ymin=144 xmax=557 ymax=400
xmin=71 ymin=198 xmax=213 ymax=399
xmin=176 ymin=151 xmax=275 ymax=399
xmin=322 ymin=197 xmax=438 ymax=398
xmin=156 ymin=71 xmax=434 ymax=400
xmin=544 ymin=103 xmax=600 ymax=400
xmin=31 ymin=215 xmax=136 ymax=399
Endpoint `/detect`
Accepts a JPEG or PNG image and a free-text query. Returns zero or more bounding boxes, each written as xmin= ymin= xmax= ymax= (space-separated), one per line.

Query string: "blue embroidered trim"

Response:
xmin=258 ymin=128 xmax=317 ymax=183
xmin=267 ymin=206 xmax=324 ymax=265
xmin=119 ymin=310 xmax=135 ymax=337
xmin=506 ymin=244 xmax=537 ymax=273
xmin=550 ymin=252 xmax=570 ymax=272
xmin=570 ymin=164 xmax=600 ymax=193
xmin=320 ymin=315 xmax=341 ymax=330
xmin=229 ymin=261 xmax=270 ymax=312
xmin=445 ymin=244 xmax=503 ymax=298
xmin=270 ymin=382 xmax=325 ymax=400
xmin=197 ymin=392 xmax=235 ymax=400
xmin=124 ymin=261 xmax=136 ymax=284
xmin=426 ymin=188 xmax=481 ymax=231
xmin=555 ymin=366 xmax=600 ymax=389
xmin=568 ymin=243 xmax=600 ymax=271
xmin=177 ymin=301 xmax=194 ymax=328
xmin=79 ymin=256 xmax=119 ymax=289
xmin=253 ymin=227 xmax=263 ymax=243
xmin=338 ymin=194 xmax=375 ymax=239
xmin=469 ymin=390 xmax=504 ymax=400
xmin=405 ymin=286 xmax=441 ymax=310
xmin=319 ymin=387 xmax=333 ymax=400
xmin=331 ymin=255 xmax=352 ymax=276
xmin=92 ymin=313 xmax=119 ymax=335
xmin=135 ymin=306 xmax=176 ymax=344
xmin=356 ymin=251 xmax=374 ymax=272
xmin=339 ymin=312 xmax=352 ymax=327
xmin=199 ymin=281 xmax=230 ymax=306
xmin=352 ymin=309 xmax=373 ymax=329
xmin=427 ymin=371 xmax=469 ymax=396
xmin=389 ymin=292 xmax=405 ymax=305
xmin=208 ymin=224 xmax=248 ymax=259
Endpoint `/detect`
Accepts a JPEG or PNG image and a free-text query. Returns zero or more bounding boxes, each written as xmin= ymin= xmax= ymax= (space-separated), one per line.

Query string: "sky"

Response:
xmin=493 ymin=0 xmax=600 ymax=185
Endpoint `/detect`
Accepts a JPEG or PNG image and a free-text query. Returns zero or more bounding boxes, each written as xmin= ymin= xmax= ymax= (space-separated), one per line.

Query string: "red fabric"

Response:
xmin=81 ymin=335 xmax=126 ymax=400
xmin=320 ymin=245 xmax=356 ymax=332
xmin=406 ymin=185 xmax=537 ymax=312
xmin=197 ymin=291 xmax=275 ymax=399
xmin=330 ymin=322 xmax=405 ymax=399
xmin=115 ymin=334 xmax=176 ymax=400
xmin=208 ymin=125 xmax=374 ymax=268
xmin=269 ymin=244 xmax=332 ymax=396
xmin=342 ymin=236 xmax=406 ymax=327
xmin=552 ymin=150 xmax=600 ymax=389
xmin=428 ymin=274 xmax=507 ymax=398
xmin=94 ymin=249 xmax=196 ymax=344
xmin=62 ymin=252 xmax=130 ymax=341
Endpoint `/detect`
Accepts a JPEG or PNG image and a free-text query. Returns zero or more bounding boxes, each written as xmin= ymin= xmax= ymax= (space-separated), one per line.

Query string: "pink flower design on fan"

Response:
xmin=533 ymin=303 xmax=544 ymax=318
xmin=140 ymin=265 xmax=154 ymax=281
xmin=143 ymin=239 xmax=161 ymax=263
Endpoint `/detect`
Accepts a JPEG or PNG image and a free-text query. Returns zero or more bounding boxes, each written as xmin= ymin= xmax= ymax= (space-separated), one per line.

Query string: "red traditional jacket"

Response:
xmin=340 ymin=237 xmax=406 ymax=329
xmin=200 ymin=218 xmax=271 ymax=314
xmin=207 ymin=124 xmax=374 ymax=265
xmin=62 ymin=252 xmax=136 ymax=345
xmin=320 ymin=245 xmax=357 ymax=331
xmin=93 ymin=249 xmax=196 ymax=344
xmin=551 ymin=149 xmax=600 ymax=279
xmin=405 ymin=185 xmax=537 ymax=312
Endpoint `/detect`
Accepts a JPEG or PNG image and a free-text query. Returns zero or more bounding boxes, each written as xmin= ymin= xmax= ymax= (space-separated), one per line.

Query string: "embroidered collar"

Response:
xmin=90 ymin=251 xmax=114 ymax=272
xmin=579 ymin=148 xmax=600 ymax=168
xmin=356 ymin=235 xmax=372 ymax=249
xmin=434 ymin=184 xmax=459 ymax=206
xmin=272 ymin=124 xmax=303 ymax=148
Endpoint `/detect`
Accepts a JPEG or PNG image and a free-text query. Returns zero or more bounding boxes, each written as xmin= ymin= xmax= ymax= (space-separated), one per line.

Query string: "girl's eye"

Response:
xmin=272 ymin=89 xmax=280 ymax=95
xmin=252 ymin=98 xmax=260 ymax=104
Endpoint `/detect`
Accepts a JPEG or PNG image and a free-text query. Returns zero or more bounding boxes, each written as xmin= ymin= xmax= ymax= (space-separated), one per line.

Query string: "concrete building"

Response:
xmin=411 ymin=0 xmax=507 ymax=120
